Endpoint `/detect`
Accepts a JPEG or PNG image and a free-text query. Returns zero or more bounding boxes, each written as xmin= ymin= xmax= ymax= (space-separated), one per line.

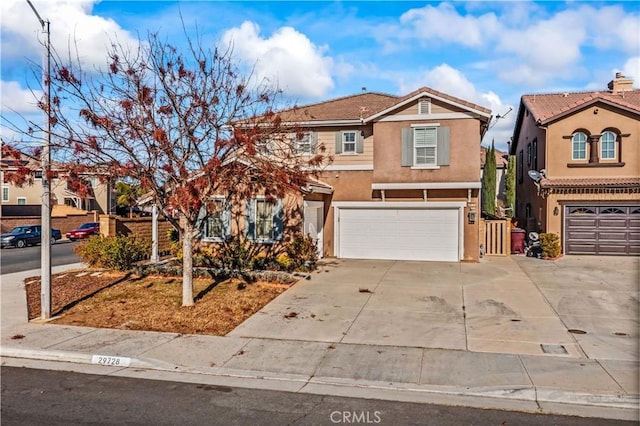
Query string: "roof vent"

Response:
xmin=361 ymin=87 xmax=366 ymax=93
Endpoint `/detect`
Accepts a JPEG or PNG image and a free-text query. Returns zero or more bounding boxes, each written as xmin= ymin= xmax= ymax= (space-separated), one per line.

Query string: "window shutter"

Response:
xmin=245 ymin=200 xmax=255 ymax=241
xmin=310 ymin=132 xmax=317 ymax=153
xmin=197 ymin=205 xmax=207 ymax=236
xmin=273 ymin=199 xmax=284 ymax=241
xmin=335 ymin=132 xmax=342 ymax=154
xmin=401 ymin=127 xmax=413 ymax=166
xmin=356 ymin=131 xmax=364 ymax=154
xmin=437 ymin=126 xmax=450 ymax=166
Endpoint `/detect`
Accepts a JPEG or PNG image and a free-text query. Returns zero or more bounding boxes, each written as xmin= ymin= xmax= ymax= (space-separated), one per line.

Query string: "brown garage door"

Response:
xmin=565 ymin=205 xmax=640 ymax=255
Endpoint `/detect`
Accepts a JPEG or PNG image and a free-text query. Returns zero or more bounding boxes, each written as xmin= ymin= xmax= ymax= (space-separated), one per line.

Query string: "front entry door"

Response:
xmin=303 ymin=201 xmax=324 ymax=258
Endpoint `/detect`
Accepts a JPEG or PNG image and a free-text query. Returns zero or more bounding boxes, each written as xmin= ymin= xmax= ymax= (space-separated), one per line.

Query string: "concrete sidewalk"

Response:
xmin=1 ymin=257 xmax=638 ymax=421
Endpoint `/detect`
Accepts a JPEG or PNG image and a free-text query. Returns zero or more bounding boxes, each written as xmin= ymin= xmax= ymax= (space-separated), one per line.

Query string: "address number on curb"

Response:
xmin=91 ymin=355 xmax=131 ymax=367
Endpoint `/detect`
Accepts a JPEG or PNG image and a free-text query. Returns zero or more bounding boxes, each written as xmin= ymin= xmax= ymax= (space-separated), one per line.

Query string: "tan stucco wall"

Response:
xmin=316 ymin=126 xmax=374 ymax=167
xmin=545 ymin=105 xmax=640 ymax=177
xmin=371 ymin=119 xmax=482 ymax=183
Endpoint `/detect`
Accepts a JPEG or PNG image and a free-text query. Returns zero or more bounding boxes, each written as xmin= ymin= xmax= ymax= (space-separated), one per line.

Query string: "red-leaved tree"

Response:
xmin=16 ymin=33 xmax=328 ymax=306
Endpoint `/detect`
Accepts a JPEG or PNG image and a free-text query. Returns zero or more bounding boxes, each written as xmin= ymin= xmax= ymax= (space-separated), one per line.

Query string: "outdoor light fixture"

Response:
xmin=26 ymin=0 xmax=52 ymax=319
xmin=553 ymin=206 xmax=559 ymax=216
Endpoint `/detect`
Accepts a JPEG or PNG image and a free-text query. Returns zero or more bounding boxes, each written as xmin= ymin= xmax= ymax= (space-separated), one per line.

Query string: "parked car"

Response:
xmin=0 ymin=225 xmax=62 ymax=248
xmin=66 ymin=222 xmax=100 ymax=241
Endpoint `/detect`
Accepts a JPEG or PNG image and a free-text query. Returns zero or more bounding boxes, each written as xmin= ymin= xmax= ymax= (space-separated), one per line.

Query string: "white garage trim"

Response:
xmin=371 ymin=182 xmax=481 ymax=190
xmin=333 ymin=201 xmax=465 ymax=261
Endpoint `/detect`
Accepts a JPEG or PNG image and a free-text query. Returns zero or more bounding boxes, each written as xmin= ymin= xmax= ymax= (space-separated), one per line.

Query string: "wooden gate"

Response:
xmin=481 ymin=219 xmax=511 ymax=256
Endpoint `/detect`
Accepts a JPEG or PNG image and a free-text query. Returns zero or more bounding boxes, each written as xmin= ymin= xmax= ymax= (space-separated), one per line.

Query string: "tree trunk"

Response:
xmin=181 ymin=217 xmax=194 ymax=307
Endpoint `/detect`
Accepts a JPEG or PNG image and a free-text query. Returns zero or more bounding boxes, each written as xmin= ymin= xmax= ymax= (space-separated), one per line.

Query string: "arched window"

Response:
xmin=600 ymin=131 xmax=616 ymax=160
xmin=572 ymin=132 xmax=587 ymax=160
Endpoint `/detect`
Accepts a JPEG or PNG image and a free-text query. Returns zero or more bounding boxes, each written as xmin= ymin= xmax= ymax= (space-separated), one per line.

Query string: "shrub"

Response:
xmin=285 ymin=233 xmax=318 ymax=271
xmin=76 ymin=234 xmax=150 ymax=271
xmin=540 ymin=233 xmax=561 ymax=259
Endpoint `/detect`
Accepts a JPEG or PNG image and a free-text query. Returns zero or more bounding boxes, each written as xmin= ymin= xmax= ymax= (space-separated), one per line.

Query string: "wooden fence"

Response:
xmin=481 ymin=218 xmax=511 ymax=256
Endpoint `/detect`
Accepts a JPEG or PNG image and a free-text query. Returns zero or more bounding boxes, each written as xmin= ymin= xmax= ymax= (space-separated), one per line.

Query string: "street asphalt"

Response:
xmin=1 ymin=255 xmax=638 ymax=421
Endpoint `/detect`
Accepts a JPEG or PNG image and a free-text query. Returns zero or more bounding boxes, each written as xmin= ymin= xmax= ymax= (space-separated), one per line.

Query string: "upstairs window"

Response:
xmin=600 ymin=131 xmax=616 ymax=160
xmin=401 ymin=126 xmax=450 ymax=168
xmin=293 ymin=132 xmax=317 ymax=155
xmin=335 ymin=130 xmax=364 ymax=154
xmin=2 ymin=186 xmax=8 ymax=202
xmin=342 ymin=131 xmax=357 ymax=154
xmin=414 ymin=127 xmax=437 ymax=166
xmin=572 ymin=132 xmax=587 ymax=160
xmin=518 ymin=150 xmax=523 ymax=183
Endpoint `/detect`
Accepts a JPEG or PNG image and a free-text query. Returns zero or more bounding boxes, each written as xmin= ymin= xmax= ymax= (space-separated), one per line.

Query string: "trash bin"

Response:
xmin=511 ymin=228 xmax=526 ymax=254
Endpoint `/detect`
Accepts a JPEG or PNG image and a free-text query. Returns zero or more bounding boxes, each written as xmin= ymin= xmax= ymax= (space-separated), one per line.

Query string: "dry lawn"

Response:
xmin=25 ymin=271 xmax=289 ymax=335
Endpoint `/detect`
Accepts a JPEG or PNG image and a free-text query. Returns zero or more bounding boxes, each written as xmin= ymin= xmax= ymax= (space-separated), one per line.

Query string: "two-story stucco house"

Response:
xmin=0 ymin=145 xmax=116 ymax=215
xmin=267 ymin=87 xmax=492 ymax=262
xmin=510 ymin=73 xmax=640 ymax=256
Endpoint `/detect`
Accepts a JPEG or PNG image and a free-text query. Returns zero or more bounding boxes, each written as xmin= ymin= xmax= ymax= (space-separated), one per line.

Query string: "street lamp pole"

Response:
xmin=26 ymin=0 xmax=52 ymax=319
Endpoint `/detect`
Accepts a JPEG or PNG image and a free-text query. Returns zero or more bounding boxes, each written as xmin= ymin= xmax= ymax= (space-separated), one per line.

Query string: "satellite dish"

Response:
xmin=528 ymin=170 xmax=542 ymax=182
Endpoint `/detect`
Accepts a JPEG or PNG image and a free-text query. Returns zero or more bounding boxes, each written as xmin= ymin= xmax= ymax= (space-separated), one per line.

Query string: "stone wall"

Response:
xmin=99 ymin=215 xmax=174 ymax=255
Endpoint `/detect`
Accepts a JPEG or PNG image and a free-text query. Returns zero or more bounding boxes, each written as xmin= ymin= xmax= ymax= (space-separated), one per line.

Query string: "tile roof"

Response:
xmin=277 ymin=87 xmax=492 ymax=123
xmin=278 ymin=92 xmax=399 ymax=122
xmin=480 ymin=146 xmax=509 ymax=168
xmin=540 ymin=177 xmax=640 ymax=189
xmin=522 ymin=89 xmax=640 ymax=124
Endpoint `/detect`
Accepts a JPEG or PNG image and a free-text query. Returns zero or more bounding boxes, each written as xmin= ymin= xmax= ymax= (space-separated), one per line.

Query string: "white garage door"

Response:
xmin=338 ymin=207 xmax=460 ymax=261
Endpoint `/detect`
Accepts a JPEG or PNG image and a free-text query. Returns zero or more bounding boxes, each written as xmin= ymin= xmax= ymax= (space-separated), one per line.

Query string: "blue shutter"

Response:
xmin=335 ymin=132 xmax=342 ymax=154
xmin=401 ymin=128 xmax=413 ymax=166
xmin=437 ymin=126 xmax=450 ymax=166
xmin=245 ymin=200 xmax=255 ymax=241
xmin=356 ymin=131 xmax=364 ymax=154
xmin=273 ymin=199 xmax=284 ymax=241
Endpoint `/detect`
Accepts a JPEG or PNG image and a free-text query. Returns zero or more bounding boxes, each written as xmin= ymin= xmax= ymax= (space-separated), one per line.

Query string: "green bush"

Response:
xmin=76 ymin=234 xmax=151 ymax=271
xmin=540 ymin=233 xmax=561 ymax=258
xmin=285 ymin=233 xmax=318 ymax=271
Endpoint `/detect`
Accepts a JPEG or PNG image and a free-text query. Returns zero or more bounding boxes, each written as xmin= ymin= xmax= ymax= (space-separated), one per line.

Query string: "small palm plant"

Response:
xmin=115 ymin=181 xmax=141 ymax=218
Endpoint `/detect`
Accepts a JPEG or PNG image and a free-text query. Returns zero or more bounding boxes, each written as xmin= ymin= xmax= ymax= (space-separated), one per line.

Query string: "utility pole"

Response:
xmin=26 ymin=0 xmax=52 ymax=319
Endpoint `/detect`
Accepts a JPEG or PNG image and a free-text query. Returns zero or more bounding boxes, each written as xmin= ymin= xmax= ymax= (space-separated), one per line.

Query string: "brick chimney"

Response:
xmin=608 ymin=72 xmax=634 ymax=93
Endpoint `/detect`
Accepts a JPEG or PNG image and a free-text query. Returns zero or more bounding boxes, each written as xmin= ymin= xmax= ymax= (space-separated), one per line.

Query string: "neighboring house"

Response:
xmin=0 ymin=145 xmax=116 ymax=215
xmin=510 ymin=73 xmax=640 ymax=256
xmin=207 ymin=87 xmax=492 ymax=262
xmin=480 ymin=145 xmax=509 ymax=214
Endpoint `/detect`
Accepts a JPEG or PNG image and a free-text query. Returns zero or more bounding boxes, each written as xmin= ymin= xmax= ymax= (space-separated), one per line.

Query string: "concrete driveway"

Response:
xmin=229 ymin=256 xmax=639 ymax=361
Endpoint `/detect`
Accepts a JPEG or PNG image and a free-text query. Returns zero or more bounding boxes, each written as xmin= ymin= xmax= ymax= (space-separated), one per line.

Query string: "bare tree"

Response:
xmin=16 ymin=32 xmax=327 ymax=306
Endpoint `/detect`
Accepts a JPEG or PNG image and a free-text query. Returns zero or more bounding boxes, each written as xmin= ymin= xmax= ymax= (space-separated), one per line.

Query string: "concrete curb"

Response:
xmin=2 ymin=347 xmax=638 ymax=421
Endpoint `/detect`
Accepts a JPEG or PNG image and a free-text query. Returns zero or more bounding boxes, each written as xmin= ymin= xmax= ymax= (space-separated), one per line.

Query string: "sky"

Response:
xmin=1 ymin=1 xmax=638 ymax=152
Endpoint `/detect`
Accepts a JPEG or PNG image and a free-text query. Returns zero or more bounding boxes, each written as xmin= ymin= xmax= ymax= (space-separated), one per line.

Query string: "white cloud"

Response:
xmin=399 ymin=3 xmax=500 ymax=47
xmin=221 ymin=21 xmax=334 ymax=98
xmin=0 ymin=80 xmax=42 ymax=114
xmin=1 ymin=0 xmax=140 ymax=70
xmin=621 ymin=57 xmax=640 ymax=87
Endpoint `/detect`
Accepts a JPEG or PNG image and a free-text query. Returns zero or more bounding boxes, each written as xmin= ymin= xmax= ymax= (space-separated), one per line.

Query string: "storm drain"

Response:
xmin=540 ymin=344 xmax=568 ymax=355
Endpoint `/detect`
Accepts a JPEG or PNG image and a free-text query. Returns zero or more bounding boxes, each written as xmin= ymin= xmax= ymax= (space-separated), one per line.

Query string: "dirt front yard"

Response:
xmin=25 ymin=270 xmax=289 ymax=335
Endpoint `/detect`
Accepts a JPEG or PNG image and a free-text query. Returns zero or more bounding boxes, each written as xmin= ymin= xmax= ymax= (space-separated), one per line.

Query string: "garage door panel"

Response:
xmin=565 ymin=205 xmax=639 ymax=256
xmin=338 ymin=208 xmax=459 ymax=262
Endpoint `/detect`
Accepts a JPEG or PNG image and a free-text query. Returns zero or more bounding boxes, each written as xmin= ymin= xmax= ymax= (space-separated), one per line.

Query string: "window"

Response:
xmin=600 ymin=131 xmax=616 ymax=160
xmin=247 ymin=198 xmax=283 ymax=242
xmin=294 ymin=132 xmax=315 ymax=155
xmin=2 ymin=186 xmax=8 ymax=202
xmin=518 ymin=150 xmax=523 ymax=183
xmin=414 ymin=127 xmax=437 ymax=165
xmin=401 ymin=126 xmax=449 ymax=167
xmin=342 ymin=131 xmax=357 ymax=154
xmin=572 ymin=132 xmax=587 ymax=160
xmin=17 ymin=197 xmax=26 ymax=205
xmin=526 ymin=143 xmax=531 ymax=166
xmin=255 ymin=139 xmax=270 ymax=154
xmin=532 ymin=139 xmax=538 ymax=170
xmin=418 ymin=98 xmax=431 ymax=115
xmin=202 ymin=199 xmax=228 ymax=241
